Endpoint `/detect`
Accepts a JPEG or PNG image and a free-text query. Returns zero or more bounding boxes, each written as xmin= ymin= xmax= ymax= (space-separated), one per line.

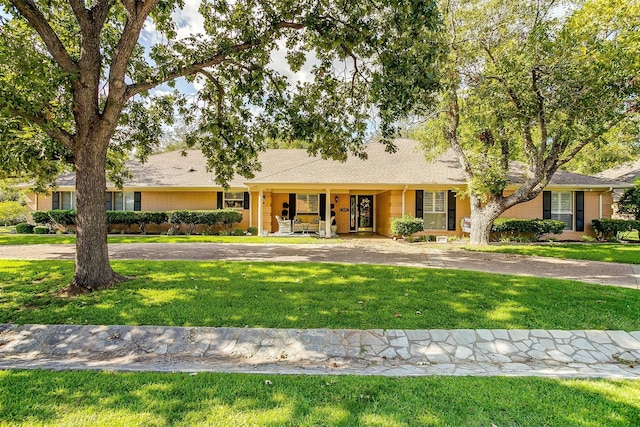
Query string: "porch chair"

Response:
xmin=275 ymin=215 xmax=293 ymax=235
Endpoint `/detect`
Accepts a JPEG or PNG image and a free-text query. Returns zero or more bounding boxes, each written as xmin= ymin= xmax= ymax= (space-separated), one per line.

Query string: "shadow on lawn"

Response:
xmin=1 ymin=260 xmax=639 ymax=331
xmin=0 ymin=371 xmax=638 ymax=426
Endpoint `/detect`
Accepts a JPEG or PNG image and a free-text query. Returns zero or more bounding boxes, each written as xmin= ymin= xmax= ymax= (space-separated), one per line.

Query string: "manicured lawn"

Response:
xmin=1 ymin=260 xmax=638 ymax=330
xmin=0 ymin=234 xmax=338 ymax=245
xmin=0 ymin=370 xmax=638 ymax=426
xmin=464 ymin=242 xmax=640 ymax=264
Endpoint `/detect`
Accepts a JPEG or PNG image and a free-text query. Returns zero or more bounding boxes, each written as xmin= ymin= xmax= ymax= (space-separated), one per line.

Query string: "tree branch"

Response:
xmin=199 ymin=70 xmax=224 ymax=121
xmin=0 ymin=102 xmax=74 ymax=150
xmin=8 ymin=0 xmax=78 ymax=73
xmin=126 ymin=21 xmax=306 ymax=99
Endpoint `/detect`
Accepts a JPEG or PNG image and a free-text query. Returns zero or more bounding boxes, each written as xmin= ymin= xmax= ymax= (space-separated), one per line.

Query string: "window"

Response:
xmin=52 ymin=191 xmax=76 ymax=210
xmin=296 ymin=194 xmax=319 ymax=215
xmin=423 ymin=191 xmax=446 ymax=230
xmin=224 ymin=192 xmax=246 ymax=209
xmin=106 ymin=192 xmax=136 ymax=211
xmin=551 ymin=191 xmax=573 ymax=230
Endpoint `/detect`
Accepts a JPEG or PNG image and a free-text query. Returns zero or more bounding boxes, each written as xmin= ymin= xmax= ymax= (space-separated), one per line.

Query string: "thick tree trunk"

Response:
xmin=468 ymin=196 xmax=508 ymax=246
xmin=67 ymin=142 xmax=126 ymax=294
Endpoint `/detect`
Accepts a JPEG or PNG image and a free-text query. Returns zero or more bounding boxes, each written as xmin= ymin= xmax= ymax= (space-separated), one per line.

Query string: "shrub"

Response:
xmin=491 ymin=218 xmax=565 ymax=241
xmin=217 ymin=209 xmax=243 ymax=232
xmin=617 ymin=187 xmax=640 ymax=220
xmin=232 ymin=227 xmax=245 ymax=236
xmin=592 ymin=219 xmax=640 ymax=241
xmin=247 ymin=226 xmax=258 ymax=236
xmin=15 ymin=223 xmax=34 ymax=234
xmin=33 ymin=226 xmax=49 ymax=234
xmin=390 ymin=216 xmax=424 ymax=238
xmin=167 ymin=210 xmax=200 ymax=235
xmin=0 ymin=201 xmax=26 ymax=226
xmin=136 ymin=211 xmax=168 ymax=234
xmin=31 ymin=211 xmax=51 ymax=225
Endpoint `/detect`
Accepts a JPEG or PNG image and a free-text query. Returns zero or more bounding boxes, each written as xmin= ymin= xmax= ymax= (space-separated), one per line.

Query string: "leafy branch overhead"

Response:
xmin=0 ymin=0 xmax=443 ymax=186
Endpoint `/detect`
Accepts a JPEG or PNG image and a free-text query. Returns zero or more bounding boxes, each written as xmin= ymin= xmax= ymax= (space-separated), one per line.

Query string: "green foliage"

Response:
xmin=247 ymin=226 xmax=258 ymax=236
xmin=492 ymin=219 xmax=566 ymax=242
xmin=15 ymin=223 xmax=34 ymax=234
xmin=48 ymin=210 xmax=76 ymax=227
xmin=167 ymin=209 xmax=243 ymax=235
xmin=106 ymin=211 xmax=138 ymax=228
xmin=617 ymin=187 xmax=640 ymax=220
xmin=592 ymin=219 xmax=640 ymax=241
xmin=0 ymin=201 xmax=25 ymax=225
xmin=33 ymin=226 xmax=48 ymax=234
xmin=391 ymin=216 xmax=424 ymax=237
xmin=30 ymin=211 xmax=51 ymax=225
xmin=135 ymin=211 xmax=168 ymax=234
xmin=232 ymin=227 xmax=245 ymax=236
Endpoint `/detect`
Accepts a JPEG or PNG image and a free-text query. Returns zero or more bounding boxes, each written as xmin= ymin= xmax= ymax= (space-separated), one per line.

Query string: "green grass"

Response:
xmin=2 ymin=260 xmax=638 ymax=330
xmin=0 ymin=370 xmax=638 ymax=426
xmin=465 ymin=242 xmax=640 ymax=264
xmin=0 ymin=234 xmax=338 ymax=245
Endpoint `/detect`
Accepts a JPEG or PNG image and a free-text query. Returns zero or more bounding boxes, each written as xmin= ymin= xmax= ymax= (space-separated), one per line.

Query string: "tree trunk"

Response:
xmin=68 ymin=142 xmax=126 ymax=294
xmin=468 ymin=196 xmax=507 ymax=246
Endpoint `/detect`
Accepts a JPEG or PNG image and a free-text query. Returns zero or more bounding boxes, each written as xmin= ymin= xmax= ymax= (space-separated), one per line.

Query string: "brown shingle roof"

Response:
xmin=55 ymin=139 xmax=628 ymax=189
xmin=596 ymin=159 xmax=640 ymax=184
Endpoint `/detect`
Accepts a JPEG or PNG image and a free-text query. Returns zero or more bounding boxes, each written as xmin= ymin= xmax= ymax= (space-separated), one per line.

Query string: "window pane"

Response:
xmin=424 ymin=192 xmax=434 ymax=212
xmin=434 ymin=192 xmax=445 ymax=212
xmin=551 ymin=191 xmax=573 ymax=230
xmin=224 ymin=192 xmax=244 ymax=209
xmin=61 ymin=192 xmax=75 ymax=210
xmin=123 ymin=192 xmax=135 ymax=211
xmin=552 ymin=213 xmax=573 ymax=230
xmin=424 ymin=213 xmax=446 ymax=230
xmin=114 ymin=192 xmax=123 ymax=211
xmin=296 ymin=194 xmax=319 ymax=214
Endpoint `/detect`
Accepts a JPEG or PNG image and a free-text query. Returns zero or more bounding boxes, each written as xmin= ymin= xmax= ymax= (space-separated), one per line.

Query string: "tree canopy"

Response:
xmin=412 ymin=0 xmax=639 ymax=244
xmin=0 ymin=0 xmax=442 ymax=291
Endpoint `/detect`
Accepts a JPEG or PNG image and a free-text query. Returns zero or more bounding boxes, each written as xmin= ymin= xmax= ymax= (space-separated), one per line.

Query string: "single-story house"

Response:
xmin=24 ymin=139 xmax=630 ymax=239
xmin=596 ymin=159 xmax=640 ymax=219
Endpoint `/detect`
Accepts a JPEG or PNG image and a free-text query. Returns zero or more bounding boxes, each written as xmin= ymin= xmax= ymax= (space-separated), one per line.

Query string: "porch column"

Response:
xmin=258 ymin=189 xmax=264 ymax=236
xmin=325 ymin=188 xmax=331 ymax=238
xmin=248 ymin=191 xmax=252 ymax=228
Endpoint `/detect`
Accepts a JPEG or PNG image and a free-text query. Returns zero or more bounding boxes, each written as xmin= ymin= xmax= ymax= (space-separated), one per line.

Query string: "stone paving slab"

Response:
xmin=1 ymin=324 xmax=638 ymax=378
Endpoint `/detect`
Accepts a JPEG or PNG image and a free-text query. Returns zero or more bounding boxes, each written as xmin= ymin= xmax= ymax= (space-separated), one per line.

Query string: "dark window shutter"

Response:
xmin=217 ymin=192 xmax=223 ymax=209
xmin=575 ymin=191 xmax=585 ymax=232
xmin=243 ymin=192 xmax=250 ymax=209
xmin=133 ymin=192 xmax=142 ymax=211
xmin=543 ymin=191 xmax=551 ymax=219
xmin=319 ymin=194 xmax=327 ymax=220
xmin=415 ymin=190 xmax=423 ymax=219
xmin=447 ymin=191 xmax=457 ymax=231
xmin=105 ymin=192 xmax=112 ymax=210
xmin=289 ymin=193 xmax=297 ymax=218
xmin=52 ymin=191 xmax=60 ymax=210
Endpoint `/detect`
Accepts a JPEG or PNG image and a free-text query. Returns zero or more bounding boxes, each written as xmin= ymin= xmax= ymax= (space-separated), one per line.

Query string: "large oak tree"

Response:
xmin=0 ymin=0 xmax=441 ymax=292
xmin=413 ymin=0 xmax=639 ymax=244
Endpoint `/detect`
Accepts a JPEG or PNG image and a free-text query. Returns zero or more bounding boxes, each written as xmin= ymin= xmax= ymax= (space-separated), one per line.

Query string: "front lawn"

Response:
xmin=0 ymin=234 xmax=338 ymax=245
xmin=1 ymin=260 xmax=638 ymax=330
xmin=464 ymin=242 xmax=640 ymax=264
xmin=0 ymin=370 xmax=638 ymax=426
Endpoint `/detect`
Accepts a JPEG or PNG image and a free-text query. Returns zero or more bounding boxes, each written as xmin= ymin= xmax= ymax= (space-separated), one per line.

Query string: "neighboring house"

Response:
xmin=24 ymin=139 xmax=629 ymax=239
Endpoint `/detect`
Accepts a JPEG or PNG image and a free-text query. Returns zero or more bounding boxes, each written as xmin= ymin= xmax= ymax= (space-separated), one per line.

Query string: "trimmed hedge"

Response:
xmin=33 ymin=226 xmax=49 ymax=234
xmin=391 ymin=216 xmax=425 ymax=238
xmin=31 ymin=209 xmax=243 ymax=235
xmin=491 ymin=218 xmax=566 ymax=242
xmin=592 ymin=219 xmax=640 ymax=240
xmin=15 ymin=223 xmax=34 ymax=234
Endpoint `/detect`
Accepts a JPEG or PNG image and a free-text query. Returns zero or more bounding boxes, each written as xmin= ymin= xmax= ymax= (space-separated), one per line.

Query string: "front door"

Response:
xmin=357 ymin=195 xmax=374 ymax=232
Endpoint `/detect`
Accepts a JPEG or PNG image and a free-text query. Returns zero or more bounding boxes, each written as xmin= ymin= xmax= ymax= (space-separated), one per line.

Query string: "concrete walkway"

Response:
xmin=1 ymin=324 xmax=639 ymax=378
xmin=0 ymin=240 xmax=638 ymax=288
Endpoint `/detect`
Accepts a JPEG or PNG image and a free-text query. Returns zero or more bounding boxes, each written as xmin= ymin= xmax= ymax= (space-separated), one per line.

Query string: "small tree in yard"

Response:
xmin=0 ymin=1 xmax=442 ymax=293
xmin=618 ymin=185 xmax=640 ymax=220
xmin=0 ymin=201 xmax=25 ymax=225
xmin=412 ymin=0 xmax=639 ymax=245
xmin=391 ymin=216 xmax=424 ymax=239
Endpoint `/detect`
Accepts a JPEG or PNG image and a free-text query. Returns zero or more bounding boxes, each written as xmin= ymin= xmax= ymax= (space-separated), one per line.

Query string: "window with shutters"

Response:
xmin=551 ymin=191 xmax=573 ymax=230
xmin=423 ymin=191 xmax=446 ymax=230
xmin=224 ymin=192 xmax=246 ymax=209
xmin=296 ymin=194 xmax=319 ymax=215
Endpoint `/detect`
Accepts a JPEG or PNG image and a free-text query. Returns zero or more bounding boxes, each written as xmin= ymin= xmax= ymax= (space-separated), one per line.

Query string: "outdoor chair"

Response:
xmin=275 ymin=215 xmax=293 ymax=235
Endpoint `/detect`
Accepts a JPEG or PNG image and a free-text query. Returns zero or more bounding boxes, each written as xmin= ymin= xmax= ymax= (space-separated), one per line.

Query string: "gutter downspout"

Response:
xmin=401 ymin=185 xmax=408 ymax=216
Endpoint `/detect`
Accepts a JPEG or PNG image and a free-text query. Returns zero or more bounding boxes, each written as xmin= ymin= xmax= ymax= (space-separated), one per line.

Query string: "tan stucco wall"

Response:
xmin=141 ymin=191 xmax=216 ymax=211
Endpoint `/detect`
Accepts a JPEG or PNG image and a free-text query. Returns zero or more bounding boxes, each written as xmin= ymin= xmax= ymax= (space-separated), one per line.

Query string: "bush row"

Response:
xmin=30 ymin=209 xmax=243 ymax=235
xmin=491 ymin=218 xmax=566 ymax=242
xmin=591 ymin=219 xmax=640 ymax=240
